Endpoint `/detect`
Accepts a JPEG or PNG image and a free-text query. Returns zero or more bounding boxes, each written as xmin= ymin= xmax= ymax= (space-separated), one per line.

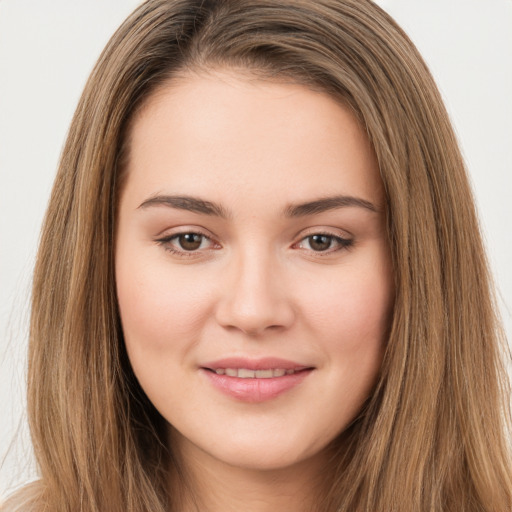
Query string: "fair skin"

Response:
xmin=115 ymin=69 xmax=394 ymax=512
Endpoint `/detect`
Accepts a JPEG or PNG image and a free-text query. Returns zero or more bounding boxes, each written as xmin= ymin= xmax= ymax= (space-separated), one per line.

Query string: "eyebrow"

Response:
xmin=138 ymin=195 xmax=230 ymax=218
xmin=284 ymin=195 xmax=378 ymax=217
xmin=137 ymin=194 xmax=378 ymax=218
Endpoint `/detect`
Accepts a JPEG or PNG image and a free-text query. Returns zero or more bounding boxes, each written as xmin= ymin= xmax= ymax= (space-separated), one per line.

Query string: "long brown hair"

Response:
xmin=3 ymin=0 xmax=511 ymax=510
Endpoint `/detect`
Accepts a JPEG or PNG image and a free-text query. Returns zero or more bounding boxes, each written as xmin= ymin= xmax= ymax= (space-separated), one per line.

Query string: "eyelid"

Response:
xmin=154 ymin=227 xmax=221 ymax=256
xmin=291 ymin=227 xmax=354 ymax=255
xmin=153 ymin=223 xmax=217 ymax=239
xmin=291 ymin=223 xmax=353 ymax=239
xmin=154 ymin=225 xmax=354 ymax=257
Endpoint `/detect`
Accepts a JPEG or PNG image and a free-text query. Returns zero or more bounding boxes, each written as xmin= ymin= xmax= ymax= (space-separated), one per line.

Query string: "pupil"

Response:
xmin=179 ymin=233 xmax=202 ymax=250
xmin=310 ymin=234 xmax=331 ymax=251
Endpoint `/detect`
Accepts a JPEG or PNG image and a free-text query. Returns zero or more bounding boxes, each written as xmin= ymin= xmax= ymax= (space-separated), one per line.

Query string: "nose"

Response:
xmin=214 ymin=248 xmax=296 ymax=336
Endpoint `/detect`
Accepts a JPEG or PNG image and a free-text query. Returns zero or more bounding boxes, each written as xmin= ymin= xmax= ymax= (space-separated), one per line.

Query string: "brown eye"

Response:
xmin=178 ymin=233 xmax=204 ymax=251
xmin=156 ymin=230 xmax=218 ymax=256
xmin=295 ymin=233 xmax=353 ymax=254
xmin=308 ymin=234 xmax=333 ymax=251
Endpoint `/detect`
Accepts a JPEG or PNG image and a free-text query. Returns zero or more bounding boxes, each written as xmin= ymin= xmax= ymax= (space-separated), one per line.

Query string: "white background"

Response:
xmin=1 ymin=0 xmax=511 ymax=498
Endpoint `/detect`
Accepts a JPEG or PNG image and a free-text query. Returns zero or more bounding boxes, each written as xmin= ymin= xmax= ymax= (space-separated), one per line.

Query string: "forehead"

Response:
xmin=122 ymin=69 xmax=383 ymax=211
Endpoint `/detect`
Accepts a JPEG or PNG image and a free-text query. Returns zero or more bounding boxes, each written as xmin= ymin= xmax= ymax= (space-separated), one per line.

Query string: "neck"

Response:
xmin=168 ymin=432 xmax=331 ymax=512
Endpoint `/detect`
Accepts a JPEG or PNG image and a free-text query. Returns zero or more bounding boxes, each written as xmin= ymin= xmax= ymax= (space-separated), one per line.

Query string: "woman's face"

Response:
xmin=115 ymin=70 xmax=394 ymax=472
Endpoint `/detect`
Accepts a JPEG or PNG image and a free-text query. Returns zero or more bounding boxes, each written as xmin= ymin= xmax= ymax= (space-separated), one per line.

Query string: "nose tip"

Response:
xmin=230 ymin=322 xmax=280 ymax=337
xmin=216 ymin=292 xmax=295 ymax=336
xmin=214 ymin=257 xmax=295 ymax=336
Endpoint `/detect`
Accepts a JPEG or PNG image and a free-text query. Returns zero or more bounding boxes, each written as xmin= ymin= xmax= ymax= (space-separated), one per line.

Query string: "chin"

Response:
xmin=171 ymin=421 xmax=336 ymax=473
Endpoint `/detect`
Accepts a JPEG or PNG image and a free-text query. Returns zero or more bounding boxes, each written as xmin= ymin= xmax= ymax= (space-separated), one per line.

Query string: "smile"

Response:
xmin=201 ymin=359 xmax=314 ymax=402
xmin=212 ymin=368 xmax=299 ymax=378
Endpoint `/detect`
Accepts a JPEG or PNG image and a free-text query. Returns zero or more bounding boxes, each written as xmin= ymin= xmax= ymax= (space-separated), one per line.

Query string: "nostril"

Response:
xmin=214 ymin=272 xmax=296 ymax=335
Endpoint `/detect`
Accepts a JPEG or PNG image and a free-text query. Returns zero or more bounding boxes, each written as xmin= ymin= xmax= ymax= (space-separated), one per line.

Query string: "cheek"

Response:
xmin=115 ymin=251 xmax=213 ymax=354
xmin=304 ymin=263 xmax=393 ymax=349
xmin=298 ymin=251 xmax=394 ymax=409
xmin=115 ymin=253 xmax=218 ymax=415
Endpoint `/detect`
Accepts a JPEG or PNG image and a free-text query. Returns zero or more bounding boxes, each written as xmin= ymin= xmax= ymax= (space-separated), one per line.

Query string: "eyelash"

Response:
xmin=156 ymin=231 xmax=217 ymax=258
xmin=294 ymin=232 xmax=354 ymax=254
xmin=155 ymin=230 xmax=354 ymax=258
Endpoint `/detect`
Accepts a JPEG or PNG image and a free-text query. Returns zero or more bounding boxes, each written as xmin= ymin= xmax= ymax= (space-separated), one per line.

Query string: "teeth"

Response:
xmin=255 ymin=369 xmax=273 ymax=378
xmin=215 ymin=368 xmax=296 ymax=378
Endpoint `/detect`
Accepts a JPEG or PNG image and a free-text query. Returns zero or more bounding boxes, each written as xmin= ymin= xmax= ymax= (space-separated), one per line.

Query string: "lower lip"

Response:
xmin=202 ymin=369 xmax=313 ymax=403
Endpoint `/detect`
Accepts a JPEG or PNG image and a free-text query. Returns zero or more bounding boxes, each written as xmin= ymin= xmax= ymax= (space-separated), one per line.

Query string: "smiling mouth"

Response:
xmin=202 ymin=366 xmax=314 ymax=402
xmin=205 ymin=368 xmax=308 ymax=379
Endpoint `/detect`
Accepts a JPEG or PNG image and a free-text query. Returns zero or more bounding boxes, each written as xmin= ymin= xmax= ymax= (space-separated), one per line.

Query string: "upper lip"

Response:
xmin=201 ymin=357 xmax=313 ymax=371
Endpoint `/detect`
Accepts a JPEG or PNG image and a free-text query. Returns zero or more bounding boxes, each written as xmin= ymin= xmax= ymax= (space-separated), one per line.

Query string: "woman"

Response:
xmin=2 ymin=0 xmax=511 ymax=510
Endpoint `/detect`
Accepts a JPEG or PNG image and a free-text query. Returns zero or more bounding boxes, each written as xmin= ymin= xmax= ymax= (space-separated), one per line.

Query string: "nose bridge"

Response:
xmin=215 ymin=242 xmax=294 ymax=335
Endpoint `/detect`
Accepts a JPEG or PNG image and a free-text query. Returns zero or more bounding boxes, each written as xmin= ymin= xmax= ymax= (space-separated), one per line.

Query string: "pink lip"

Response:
xmin=200 ymin=357 xmax=314 ymax=403
xmin=202 ymin=357 xmax=310 ymax=371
